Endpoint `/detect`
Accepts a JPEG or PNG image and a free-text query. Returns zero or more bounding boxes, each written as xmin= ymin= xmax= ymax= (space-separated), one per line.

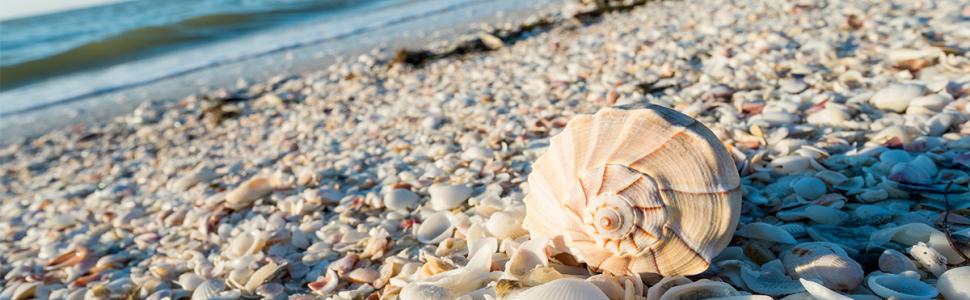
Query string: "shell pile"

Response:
xmin=1 ymin=0 xmax=969 ymax=299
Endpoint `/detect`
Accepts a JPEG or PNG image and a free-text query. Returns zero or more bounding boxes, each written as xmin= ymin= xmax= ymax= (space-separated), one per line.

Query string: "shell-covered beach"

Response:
xmin=2 ymin=0 xmax=969 ymax=299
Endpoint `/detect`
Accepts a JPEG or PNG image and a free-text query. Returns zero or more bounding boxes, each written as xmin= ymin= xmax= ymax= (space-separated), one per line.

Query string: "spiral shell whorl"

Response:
xmin=523 ymin=105 xmax=741 ymax=277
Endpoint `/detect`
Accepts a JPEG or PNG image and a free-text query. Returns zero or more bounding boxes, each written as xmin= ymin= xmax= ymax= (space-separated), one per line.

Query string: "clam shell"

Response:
xmin=486 ymin=209 xmax=527 ymax=239
xmin=870 ymin=84 xmax=926 ymax=113
xmin=416 ymin=212 xmax=455 ymax=244
xmin=347 ymin=268 xmax=379 ymax=284
xmin=878 ymin=249 xmax=920 ymax=275
xmin=428 ymin=184 xmax=473 ymax=211
xmin=522 ymin=105 xmax=741 ymax=276
xmin=226 ymin=177 xmax=276 ymax=209
xmin=736 ymin=222 xmax=797 ymax=244
xmin=740 ymin=260 xmax=805 ymax=296
xmin=646 ymin=276 xmax=692 ymax=300
xmin=791 ymin=177 xmax=826 ymax=200
xmin=866 ymin=273 xmax=938 ymax=300
xmin=658 ymin=279 xmax=739 ymax=300
xmin=798 ymin=278 xmax=851 ymax=300
xmin=509 ymin=278 xmax=609 ymax=300
xmin=937 ymin=266 xmax=970 ymax=300
xmin=384 ymin=189 xmax=420 ymax=212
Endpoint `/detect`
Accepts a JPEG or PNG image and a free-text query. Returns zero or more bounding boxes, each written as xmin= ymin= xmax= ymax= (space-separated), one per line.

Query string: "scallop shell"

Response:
xmin=780 ymin=242 xmax=863 ymax=291
xmin=509 ymin=278 xmax=610 ymax=300
xmin=866 ymin=273 xmax=938 ymax=300
xmin=191 ymin=279 xmax=225 ymax=300
xmin=937 ymin=266 xmax=970 ymax=300
xmin=523 ymin=105 xmax=742 ymax=276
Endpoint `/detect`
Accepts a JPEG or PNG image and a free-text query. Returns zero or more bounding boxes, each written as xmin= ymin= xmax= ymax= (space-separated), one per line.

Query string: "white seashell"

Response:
xmin=486 ymin=209 xmax=526 ymax=239
xmin=586 ymin=274 xmax=624 ymax=300
xmin=799 ymin=278 xmax=852 ymax=300
xmin=462 ymin=145 xmax=494 ymax=161
xmin=658 ymin=279 xmax=739 ymax=300
xmin=191 ymin=279 xmax=225 ymax=300
xmin=505 ymin=237 xmax=549 ymax=278
xmin=878 ymin=249 xmax=920 ymax=275
xmin=416 ymin=212 xmax=455 ymax=244
xmin=708 ymin=296 xmax=772 ymax=300
xmin=174 ymin=166 xmax=220 ymax=191
xmin=878 ymin=150 xmax=912 ymax=172
xmin=740 ymin=260 xmax=805 ymax=296
xmin=781 ymin=242 xmax=862 ymax=291
xmin=400 ymin=283 xmax=454 ymax=300
xmin=779 ymin=78 xmax=809 ymax=94
xmin=925 ymin=113 xmax=960 ymax=136
xmin=5 ymin=282 xmax=40 ymax=300
xmin=806 ymin=108 xmax=852 ymax=127
xmin=429 ymin=184 xmax=473 ymax=211
xmin=889 ymin=162 xmax=933 ymax=185
xmin=404 ymin=237 xmax=497 ymax=299
xmin=908 ymin=94 xmax=951 ymax=114
xmin=802 ymin=205 xmax=848 ymax=225
xmin=791 ymin=177 xmax=826 ymax=200
xmin=384 ymin=189 xmax=420 ymax=212
xmin=870 ymin=83 xmax=926 ymax=113
xmin=308 ymin=268 xmax=339 ymax=294
xmin=509 ymin=278 xmax=609 ymax=300
xmin=226 ymin=231 xmax=264 ymax=259
xmin=647 ymin=276 xmax=692 ymax=300
xmin=736 ymin=222 xmax=797 ymax=244
xmin=866 ymin=273 xmax=938 ymax=300
xmin=255 ymin=283 xmax=285 ymax=300
xmin=522 ymin=105 xmax=741 ymax=276
xmin=244 ymin=261 xmax=282 ymax=292
xmin=347 ymin=268 xmax=379 ymax=283
xmin=814 ymin=171 xmax=848 ymax=185
xmin=908 ymin=242 xmax=947 ymax=277
xmin=178 ymin=272 xmax=205 ymax=291
xmin=225 ymin=177 xmax=277 ymax=209
xmin=868 ymin=223 xmax=965 ymax=264
xmin=937 ymin=266 xmax=970 ymax=300
xmin=768 ymin=156 xmax=812 ymax=174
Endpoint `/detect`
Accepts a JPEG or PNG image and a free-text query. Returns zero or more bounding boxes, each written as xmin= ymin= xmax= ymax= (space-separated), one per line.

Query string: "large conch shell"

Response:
xmin=523 ymin=104 xmax=742 ymax=276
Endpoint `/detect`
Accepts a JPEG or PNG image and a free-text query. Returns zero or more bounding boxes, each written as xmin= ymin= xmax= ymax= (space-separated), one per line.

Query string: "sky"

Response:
xmin=0 ymin=0 xmax=127 ymax=21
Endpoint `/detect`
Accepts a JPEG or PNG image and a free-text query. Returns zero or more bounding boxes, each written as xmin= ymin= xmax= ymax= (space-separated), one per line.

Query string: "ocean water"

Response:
xmin=0 ymin=0 xmax=560 ymax=118
xmin=1 ymin=0 xmax=404 ymax=90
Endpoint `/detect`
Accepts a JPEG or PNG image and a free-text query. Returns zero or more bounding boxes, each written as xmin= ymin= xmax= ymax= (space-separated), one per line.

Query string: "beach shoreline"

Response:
xmin=0 ymin=0 xmax=567 ymax=143
xmin=1 ymin=0 xmax=968 ymax=299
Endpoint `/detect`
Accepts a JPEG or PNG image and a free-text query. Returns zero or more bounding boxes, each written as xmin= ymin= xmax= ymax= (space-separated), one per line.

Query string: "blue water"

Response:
xmin=0 ymin=0 xmax=560 ymax=124
xmin=1 ymin=0 xmax=408 ymax=90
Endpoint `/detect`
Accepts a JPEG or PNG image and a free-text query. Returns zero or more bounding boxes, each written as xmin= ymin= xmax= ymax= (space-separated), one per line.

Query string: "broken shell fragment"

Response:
xmin=867 ymin=273 xmax=938 ymax=300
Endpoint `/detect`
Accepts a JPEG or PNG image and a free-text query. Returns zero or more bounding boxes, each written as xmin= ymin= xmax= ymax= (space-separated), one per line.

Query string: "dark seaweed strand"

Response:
xmin=941 ymin=181 xmax=970 ymax=262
